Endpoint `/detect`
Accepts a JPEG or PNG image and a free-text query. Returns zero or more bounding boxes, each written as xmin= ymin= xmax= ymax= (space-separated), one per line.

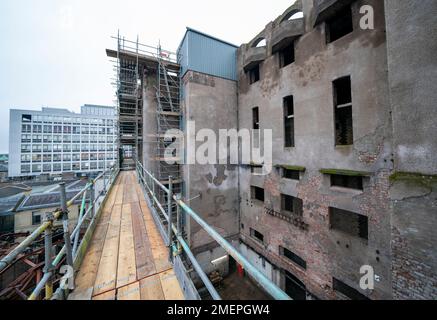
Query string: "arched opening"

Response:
xmin=281 ymin=10 xmax=304 ymax=23
xmin=252 ymin=38 xmax=266 ymax=48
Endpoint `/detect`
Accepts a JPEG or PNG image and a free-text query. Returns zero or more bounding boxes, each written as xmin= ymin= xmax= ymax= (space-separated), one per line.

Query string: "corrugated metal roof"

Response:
xmin=177 ymin=28 xmax=238 ymax=81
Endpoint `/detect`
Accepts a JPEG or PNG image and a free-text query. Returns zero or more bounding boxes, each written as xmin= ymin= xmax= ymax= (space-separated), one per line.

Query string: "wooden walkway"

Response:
xmin=72 ymin=171 xmax=184 ymax=300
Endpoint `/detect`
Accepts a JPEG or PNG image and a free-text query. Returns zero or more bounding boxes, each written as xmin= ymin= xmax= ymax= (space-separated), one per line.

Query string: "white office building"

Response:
xmin=8 ymin=105 xmax=118 ymax=177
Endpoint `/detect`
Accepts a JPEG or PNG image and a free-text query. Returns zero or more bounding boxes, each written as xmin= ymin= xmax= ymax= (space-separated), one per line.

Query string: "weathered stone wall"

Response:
xmin=182 ymin=71 xmax=240 ymax=252
xmin=237 ymin=0 xmax=393 ymax=299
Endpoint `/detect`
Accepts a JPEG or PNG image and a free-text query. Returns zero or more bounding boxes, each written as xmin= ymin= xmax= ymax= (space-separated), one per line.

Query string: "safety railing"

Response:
xmin=0 ymin=166 xmax=119 ymax=300
xmin=136 ymin=160 xmax=291 ymax=300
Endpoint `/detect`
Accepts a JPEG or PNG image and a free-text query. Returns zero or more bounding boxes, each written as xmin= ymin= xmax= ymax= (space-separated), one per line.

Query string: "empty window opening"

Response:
xmin=283 ymin=96 xmax=295 ymax=147
xmin=285 ymin=271 xmax=307 ymax=300
xmin=329 ymin=207 xmax=368 ymax=240
xmin=282 ymin=10 xmax=304 ymax=22
xmin=331 ymin=174 xmax=363 ymax=190
xmin=253 ymin=38 xmax=267 ymax=48
xmin=280 ymin=246 xmax=307 ymax=270
xmin=251 ymin=186 xmax=265 ymax=202
xmin=248 ymin=65 xmax=260 ymax=84
xmin=279 ymin=42 xmax=295 ymax=68
xmin=333 ymin=278 xmax=370 ymax=300
xmin=326 ymin=6 xmax=353 ymax=43
xmin=250 ymin=228 xmax=264 ymax=243
xmin=32 ymin=212 xmax=41 ymax=225
xmin=283 ymin=168 xmax=300 ymax=180
xmin=22 ymin=114 xmax=32 ymax=122
xmin=281 ymin=194 xmax=303 ymax=216
xmin=334 ymin=76 xmax=353 ymax=145
xmin=251 ymin=165 xmax=263 ymax=175
xmin=252 ymin=107 xmax=260 ymax=130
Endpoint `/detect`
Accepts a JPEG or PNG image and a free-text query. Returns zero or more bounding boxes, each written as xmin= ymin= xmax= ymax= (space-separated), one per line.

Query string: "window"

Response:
xmin=283 ymin=168 xmax=300 ymax=180
xmin=43 ymin=125 xmax=52 ymax=133
xmin=32 ymin=212 xmax=41 ymax=225
xmin=250 ymin=228 xmax=264 ymax=243
xmin=33 ymin=125 xmax=42 ymax=133
xmin=333 ymin=76 xmax=353 ymax=146
xmin=22 ymin=124 xmax=31 ymax=133
xmin=279 ymin=42 xmax=295 ymax=68
xmin=280 ymin=246 xmax=306 ymax=270
xmin=333 ymin=278 xmax=370 ymax=300
xmin=331 ymin=174 xmax=363 ymax=190
xmin=283 ymin=96 xmax=295 ymax=147
xmin=285 ymin=271 xmax=307 ymax=300
xmin=22 ymin=114 xmax=32 ymax=122
xmin=281 ymin=194 xmax=303 ymax=216
xmin=252 ymin=107 xmax=260 ymax=130
xmin=329 ymin=207 xmax=368 ymax=240
xmin=251 ymin=186 xmax=264 ymax=202
xmin=326 ymin=6 xmax=353 ymax=43
xmin=248 ymin=65 xmax=260 ymax=84
xmin=21 ymin=155 xmax=31 ymax=163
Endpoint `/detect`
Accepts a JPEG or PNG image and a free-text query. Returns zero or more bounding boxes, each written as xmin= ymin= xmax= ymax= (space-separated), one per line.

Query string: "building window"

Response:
xmin=21 ymin=165 xmax=30 ymax=173
xmin=32 ymin=212 xmax=41 ymax=225
xmin=252 ymin=107 xmax=260 ymax=130
xmin=280 ymin=246 xmax=306 ymax=270
xmin=282 ymin=168 xmax=300 ymax=180
xmin=22 ymin=114 xmax=32 ymax=122
xmin=283 ymin=96 xmax=295 ymax=148
xmin=331 ymin=174 xmax=363 ymax=190
xmin=250 ymin=228 xmax=264 ymax=243
xmin=281 ymin=194 xmax=303 ymax=216
xmin=22 ymin=124 xmax=31 ymax=133
xmin=326 ymin=6 xmax=353 ymax=43
xmin=333 ymin=278 xmax=370 ymax=300
xmin=279 ymin=42 xmax=295 ymax=68
xmin=251 ymin=186 xmax=265 ymax=202
xmin=248 ymin=65 xmax=260 ymax=84
xmin=333 ymin=76 xmax=353 ymax=146
xmin=329 ymin=207 xmax=368 ymax=240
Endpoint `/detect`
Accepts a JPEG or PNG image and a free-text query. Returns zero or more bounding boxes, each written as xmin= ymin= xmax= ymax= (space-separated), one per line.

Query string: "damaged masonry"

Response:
xmin=1 ymin=0 xmax=436 ymax=301
xmin=102 ymin=0 xmax=436 ymax=300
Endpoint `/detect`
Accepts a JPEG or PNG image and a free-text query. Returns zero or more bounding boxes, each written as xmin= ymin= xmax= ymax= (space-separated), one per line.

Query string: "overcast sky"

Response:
xmin=0 ymin=0 xmax=296 ymax=153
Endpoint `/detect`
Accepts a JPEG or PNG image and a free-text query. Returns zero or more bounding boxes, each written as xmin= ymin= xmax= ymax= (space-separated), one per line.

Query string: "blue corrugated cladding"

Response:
xmin=178 ymin=29 xmax=237 ymax=82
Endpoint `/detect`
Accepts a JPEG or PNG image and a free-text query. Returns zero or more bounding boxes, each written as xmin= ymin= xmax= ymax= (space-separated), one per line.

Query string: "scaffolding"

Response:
xmin=110 ymin=33 xmax=182 ymax=217
xmin=112 ymin=33 xmax=143 ymax=170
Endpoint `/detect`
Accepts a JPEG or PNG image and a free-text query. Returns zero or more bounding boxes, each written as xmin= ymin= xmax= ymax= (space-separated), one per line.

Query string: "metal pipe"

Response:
xmin=0 ymin=211 xmax=61 ymax=272
xmin=167 ymin=176 xmax=173 ymax=258
xmin=175 ymin=199 xmax=291 ymax=300
xmin=43 ymin=212 xmax=54 ymax=300
xmin=72 ymin=191 xmax=87 ymax=257
xmin=28 ymin=272 xmax=53 ymax=300
xmin=60 ymin=183 xmax=74 ymax=268
xmin=173 ymin=228 xmax=221 ymax=300
xmin=90 ymin=184 xmax=96 ymax=218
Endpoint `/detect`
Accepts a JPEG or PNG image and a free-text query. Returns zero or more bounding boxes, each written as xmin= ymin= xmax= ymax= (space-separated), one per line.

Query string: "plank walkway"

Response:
xmin=72 ymin=171 xmax=184 ymax=300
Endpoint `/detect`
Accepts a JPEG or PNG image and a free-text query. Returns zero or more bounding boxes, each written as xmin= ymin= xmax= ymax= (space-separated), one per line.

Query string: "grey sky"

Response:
xmin=0 ymin=0 xmax=296 ymax=154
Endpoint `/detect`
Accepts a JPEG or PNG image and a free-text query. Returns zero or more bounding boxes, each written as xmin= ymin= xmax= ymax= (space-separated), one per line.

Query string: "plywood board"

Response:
xmin=116 ymin=203 xmax=137 ymax=288
xmin=92 ymin=204 xmax=122 ymax=296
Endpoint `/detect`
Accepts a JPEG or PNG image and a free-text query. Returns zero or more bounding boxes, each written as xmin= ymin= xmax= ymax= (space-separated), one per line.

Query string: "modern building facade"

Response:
xmin=109 ymin=0 xmax=436 ymax=300
xmin=8 ymin=105 xmax=117 ymax=178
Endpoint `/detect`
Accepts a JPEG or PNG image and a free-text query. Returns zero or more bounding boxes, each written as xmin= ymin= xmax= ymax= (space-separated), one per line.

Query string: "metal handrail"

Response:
xmin=0 ymin=166 xmax=120 ymax=300
xmin=136 ymin=160 xmax=291 ymax=300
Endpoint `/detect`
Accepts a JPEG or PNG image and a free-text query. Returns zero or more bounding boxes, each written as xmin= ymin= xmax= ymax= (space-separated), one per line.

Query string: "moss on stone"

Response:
xmin=320 ymin=168 xmax=371 ymax=177
xmin=389 ymin=171 xmax=437 ymax=186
